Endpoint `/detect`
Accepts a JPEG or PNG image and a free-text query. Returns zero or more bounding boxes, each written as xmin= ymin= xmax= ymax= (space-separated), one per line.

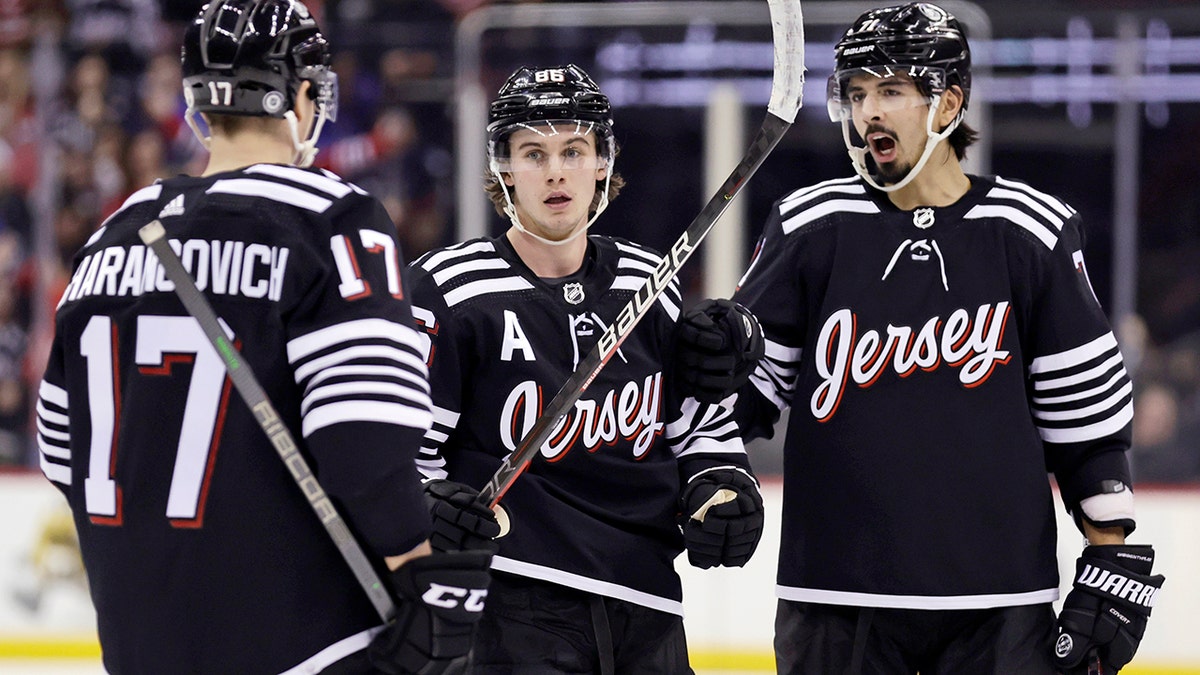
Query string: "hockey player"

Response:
xmin=405 ymin=64 xmax=766 ymax=673
xmin=676 ymin=3 xmax=1166 ymax=673
xmin=35 ymin=2 xmax=490 ymax=673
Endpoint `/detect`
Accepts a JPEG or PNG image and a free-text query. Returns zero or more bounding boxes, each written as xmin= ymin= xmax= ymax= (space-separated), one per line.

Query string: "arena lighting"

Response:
xmin=595 ymin=30 xmax=1200 ymax=111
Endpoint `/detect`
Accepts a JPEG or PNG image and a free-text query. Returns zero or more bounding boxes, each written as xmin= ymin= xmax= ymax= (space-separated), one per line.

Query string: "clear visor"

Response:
xmin=826 ymin=66 xmax=945 ymax=122
xmin=489 ymin=120 xmax=612 ymax=173
xmin=300 ymin=67 xmax=338 ymax=122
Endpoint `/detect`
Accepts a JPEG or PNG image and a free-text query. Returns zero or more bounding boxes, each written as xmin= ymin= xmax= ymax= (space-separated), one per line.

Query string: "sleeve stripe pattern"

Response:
xmin=97 ymin=183 xmax=162 ymax=231
xmin=994 ymin=176 xmax=1076 ymax=219
xmin=417 ymin=240 xmax=495 ymax=270
xmin=611 ymin=241 xmax=683 ymax=321
xmin=36 ymin=381 xmax=71 ymax=485
xmin=415 ymin=240 xmax=540 ymax=307
xmin=1028 ymin=333 xmax=1133 ymax=444
xmin=750 ymin=338 xmax=803 ymax=412
xmin=287 ymin=318 xmax=432 ymax=437
xmin=245 ymin=164 xmax=354 ymax=198
xmin=417 ymin=405 xmax=461 ymax=480
xmin=208 ymin=178 xmax=334 ymax=213
xmin=666 ymin=398 xmax=747 ymax=459
xmin=779 ymin=177 xmax=864 ymax=212
xmin=782 ymin=199 xmax=880 ymax=235
xmin=965 ymin=177 xmax=1078 ymax=251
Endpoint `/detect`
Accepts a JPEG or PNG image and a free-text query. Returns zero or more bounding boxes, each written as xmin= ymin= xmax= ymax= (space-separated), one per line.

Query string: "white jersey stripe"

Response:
xmin=782 ymin=199 xmax=879 ymax=235
xmin=491 ymin=556 xmax=684 ymax=617
xmin=778 ymin=177 xmax=861 ymax=209
xmin=40 ymin=455 xmax=71 ymax=485
xmin=307 ymin=364 xmax=430 ymax=395
xmin=612 ymin=240 xmax=661 ymax=265
xmin=39 ymin=380 xmax=68 ymax=408
xmin=444 ymin=277 xmax=535 ymax=307
xmin=781 ymin=182 xmax=868 ymax=215
xmin=245 ymin=164 xmax=353 ymax=198
xmin=277 ymin=626 xmax=382 ymax=675
xmin=432 ymin=258 xmax=511 ymax=286
xmin=1033 ymin=355 xmax=1125 ymax=392
xmin=36 ymin=400 xmax=69 ymax=426
xmin=995 ymin=176 xmax=1075 ymax=219
xmin=1032 ymin=371 xmax=1127 ymax=405
xmin=293 ymin=344 xmax=426 ymax=383
xmin=1029 ymin=333 xmax=1118 ymax=374
xmin=38 ymin=434 xmax=71 ymax=460
xmin=617 ymin=257 xmax=656 ymax=276
xmin=1037 ymin=402 xmax=1134 ymax=443
xmin=301 ymin=381 xmax=433 ymax=417
xmin=964 ymin=204 xmax=1057 ymax=249
xmin=987 ymin=187 xmax=1066 ymax=231
xmin=36 ymin=418 xmax=70 ymax=442
xmin=302 ymin=400 xmax=433 ymax=437
xmin=420 ymin=241 xmax=495 ymax=270
xmin=776 ymin=584 xmax=1059 ymax=610
xmin=1032 ymin=382 xmax=1132 ymax=422
xmin=98 ymin=184 xmax=163 ymax=230
xmin=208 ymin=179 xmax=333 ymax=213
xmin=288 ymin=318 xmax=423 ymax=362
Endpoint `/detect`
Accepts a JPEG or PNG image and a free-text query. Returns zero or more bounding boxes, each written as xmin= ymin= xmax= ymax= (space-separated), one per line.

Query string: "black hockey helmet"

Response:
xmin=828 ymin=2 xmax=970 ymax=120
xmin=486 ymin=64 xmax=614 ymax=163
xmin=181 ymin=0 xmax=337 ymax=121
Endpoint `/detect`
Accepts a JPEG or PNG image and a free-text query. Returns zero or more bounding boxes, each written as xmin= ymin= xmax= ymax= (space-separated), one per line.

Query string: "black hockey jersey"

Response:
xmin=408 ymin=234 xmax=753 ymax=615
xmin=732 ymin=175 xmax=1134 ymax=609
xmin=36 ymin=164 xmax=433 ymax=674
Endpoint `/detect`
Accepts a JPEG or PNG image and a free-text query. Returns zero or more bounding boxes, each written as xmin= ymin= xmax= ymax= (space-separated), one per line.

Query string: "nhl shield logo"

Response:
xmin=913 ymin=208 xmax=935 ymax=229
xmin=563 ymin=282 xmax=585 ymax=305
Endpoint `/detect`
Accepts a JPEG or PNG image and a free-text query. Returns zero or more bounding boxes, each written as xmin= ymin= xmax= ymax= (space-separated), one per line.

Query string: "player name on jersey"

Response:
xmin=59 ymin=239 xmax=290 ymax=307
xmin=811 ymin=301 xmax=1013 ymax=421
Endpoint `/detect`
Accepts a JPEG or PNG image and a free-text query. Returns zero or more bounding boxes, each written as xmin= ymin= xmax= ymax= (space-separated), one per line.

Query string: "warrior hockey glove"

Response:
xmin=673 ymin=299 xmax=764 ymax=404
xmin=369 ymin=550 xmax=493 ymax=675
xmin=424 ymin=480 xmax=501 ymax=554
xmin=1054 ymin=545 xmax=1164 ymax=675
xmin=679 ymin=468 xmax=764 ymax=569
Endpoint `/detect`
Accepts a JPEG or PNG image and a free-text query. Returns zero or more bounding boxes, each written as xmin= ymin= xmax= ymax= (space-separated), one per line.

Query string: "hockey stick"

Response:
xmin=475 ymin=0 xmax=806 ymax=509
xmin=138 ymin=220 xmax=397 ymax=622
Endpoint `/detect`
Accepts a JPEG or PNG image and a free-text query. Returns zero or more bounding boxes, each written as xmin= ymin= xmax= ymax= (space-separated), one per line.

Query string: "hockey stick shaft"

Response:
xmin=138 ymin=220 xmax=397 ymax=622
xmin=476 ymin=0 xmax=805 ymax=509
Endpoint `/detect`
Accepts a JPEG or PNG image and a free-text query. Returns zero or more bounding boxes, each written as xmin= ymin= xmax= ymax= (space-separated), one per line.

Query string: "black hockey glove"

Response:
xmin=673 ymin=299 xmax=765 ymax=404
xmin=424 ymin=480 xmax=501 ymax=554
xmin=679 ymin=468 xmax=764 ymax=569
xmin=369 ymin=550 xmax=493 ymax=675
xmin=1054 ymin=545 xmax=1164 ymax=675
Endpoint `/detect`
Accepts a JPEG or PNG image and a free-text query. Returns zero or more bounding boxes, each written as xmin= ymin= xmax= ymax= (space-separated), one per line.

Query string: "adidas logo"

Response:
xmin=158 ymin=194 xmax=185 ymax=218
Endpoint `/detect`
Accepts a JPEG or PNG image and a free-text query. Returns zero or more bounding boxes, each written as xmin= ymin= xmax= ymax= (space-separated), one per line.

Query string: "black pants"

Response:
xmin=471 ymin=572 xmax=693 ymax=674
xmin=774 ymin=600 xmax=1059 ymax=675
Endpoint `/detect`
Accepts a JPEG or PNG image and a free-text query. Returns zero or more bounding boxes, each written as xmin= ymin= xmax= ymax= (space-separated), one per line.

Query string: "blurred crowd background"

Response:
xmin=0 ymin=0 xmax=1196 ymax=485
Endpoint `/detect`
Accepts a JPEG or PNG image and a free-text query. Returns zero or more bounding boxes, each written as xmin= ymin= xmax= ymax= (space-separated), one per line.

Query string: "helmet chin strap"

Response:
xmin=286 ymin=105 xmax=329 ymax=168
xmin=843 ymin=95 xmax=961 ymax=193
xmin=184 ymin=107 xmax=211 ymax=150
xmin=182 ymin=103 xmax=330 ymax=169
xmin=492 ymin=165 xmax=613 ymax=248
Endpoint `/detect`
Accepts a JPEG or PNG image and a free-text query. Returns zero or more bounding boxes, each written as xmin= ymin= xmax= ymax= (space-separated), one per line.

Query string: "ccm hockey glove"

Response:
xmin=673 ymin=299 xmax=764 ymax=403
xmin=679 ymin=468 xmax=764 ymax=569
xmin=1054 ymin=545 xmax=1164 ymax=674
xmin=424 ymin=480 xmax=501 ymax=554
xmin=369 ymin=550 xmax=493 ymax=675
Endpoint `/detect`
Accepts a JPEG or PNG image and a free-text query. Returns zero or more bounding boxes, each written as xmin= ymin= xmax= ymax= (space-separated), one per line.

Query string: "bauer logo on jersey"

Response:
xmin=810 ymin=302 xmax=1012 ymax=421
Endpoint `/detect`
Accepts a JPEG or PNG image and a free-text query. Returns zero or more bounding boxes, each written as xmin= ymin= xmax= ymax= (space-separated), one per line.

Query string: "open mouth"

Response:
xmin=544 ymin=193 xmax=572 ymax=208
xmin=868 ymin=134 xmax=897 ymax=163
